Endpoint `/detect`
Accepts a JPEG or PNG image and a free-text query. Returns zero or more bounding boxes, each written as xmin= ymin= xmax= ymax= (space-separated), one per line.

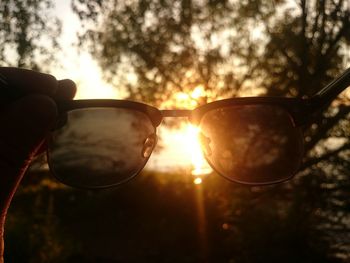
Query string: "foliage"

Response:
xmin=69 ymin=0 xmax=350 ymax=261
xmin=5 ymin=176 xmax=79 ymax=263
xmin=4 ymin=170 xmax=346 ymax=262
xmin=2 ymin=0 xmax=350 ymax=262
xmin=0 ymin=0 xmax=61 ymax=69
xmin=72 ymin=0 xmax=349 ymax=104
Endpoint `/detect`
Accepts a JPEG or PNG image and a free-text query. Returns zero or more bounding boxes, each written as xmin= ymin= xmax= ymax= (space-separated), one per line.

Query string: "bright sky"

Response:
xmin=52 ymin=1 xmax=119 ymax=99
xmin=51 ymin=1 xmax=211 ymax=176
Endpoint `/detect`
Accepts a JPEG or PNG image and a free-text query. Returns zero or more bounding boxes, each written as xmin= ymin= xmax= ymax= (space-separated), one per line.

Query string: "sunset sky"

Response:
xmin=50 ymin=1 xmax=211 ymax=176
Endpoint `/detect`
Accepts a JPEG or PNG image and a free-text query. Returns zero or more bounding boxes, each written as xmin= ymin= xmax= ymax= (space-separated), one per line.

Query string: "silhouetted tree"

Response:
xmin=72 ymin=0 xmax=349 ymax=102
xmin=0 ymin=0 xmax=61 ymax=69
xmin=62 ymin=0 xmax=350 ymax=261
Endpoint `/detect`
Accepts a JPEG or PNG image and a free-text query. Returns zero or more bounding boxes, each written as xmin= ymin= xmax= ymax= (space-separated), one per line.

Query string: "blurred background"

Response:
xmin=1 ymin=0 xmax=350 ymax=262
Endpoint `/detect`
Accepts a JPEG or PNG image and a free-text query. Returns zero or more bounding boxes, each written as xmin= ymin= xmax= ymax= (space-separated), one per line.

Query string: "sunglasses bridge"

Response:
xmin=161 ymin=110 xmax=191 ymax=118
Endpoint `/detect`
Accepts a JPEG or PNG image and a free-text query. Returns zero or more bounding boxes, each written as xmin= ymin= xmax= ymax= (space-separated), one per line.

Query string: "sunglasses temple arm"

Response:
xmin=311 ymin=68 xmax=350 ymax=107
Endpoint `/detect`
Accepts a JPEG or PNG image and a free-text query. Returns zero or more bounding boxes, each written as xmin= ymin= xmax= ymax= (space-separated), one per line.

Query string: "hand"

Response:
xmin=0 ymin=67 xmax=76 ymax=262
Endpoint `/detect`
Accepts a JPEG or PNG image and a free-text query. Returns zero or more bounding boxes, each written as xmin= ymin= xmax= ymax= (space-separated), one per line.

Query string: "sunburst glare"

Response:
xmin=183 ymin=124 xmax=213 ymax=178
xmin=194 ymin=177 xmax=203 ymax=185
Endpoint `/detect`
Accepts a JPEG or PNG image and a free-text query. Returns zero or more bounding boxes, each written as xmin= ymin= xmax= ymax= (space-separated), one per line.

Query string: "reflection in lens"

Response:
xmin=199 ymin=105 xmax=303 ymax=184
xmin=48 ymin=108 xmax=156 ymax=188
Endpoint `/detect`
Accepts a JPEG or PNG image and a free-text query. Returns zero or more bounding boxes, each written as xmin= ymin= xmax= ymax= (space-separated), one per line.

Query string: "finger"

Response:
xmin=0 ymin=95 xmax=57 ymax=171
xmin=35 ymin=79 xmax=76 ymax=156
xmin=55 ymin=79 xmax=77 ymax=100
xmin=0 ymin=67 xmax=58 ymax=98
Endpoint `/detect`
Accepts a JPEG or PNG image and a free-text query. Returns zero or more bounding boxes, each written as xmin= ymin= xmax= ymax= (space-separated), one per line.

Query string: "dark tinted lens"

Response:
xmin=199 ymin=105 xmax=303 ymax=184
xmin=48 ymin=108 xmax=156 ymax=188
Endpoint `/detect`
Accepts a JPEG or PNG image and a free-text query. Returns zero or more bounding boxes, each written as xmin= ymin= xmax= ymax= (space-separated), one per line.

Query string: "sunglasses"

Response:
xmin=1 ymin=69 xmax=350 ymax=189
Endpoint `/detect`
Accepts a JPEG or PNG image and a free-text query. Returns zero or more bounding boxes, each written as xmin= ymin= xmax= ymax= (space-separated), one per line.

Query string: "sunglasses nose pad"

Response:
xmin=141 ymin=133 xmax=157 ymax=158
xmin=199 ymin=132 xmax=212 ymax=156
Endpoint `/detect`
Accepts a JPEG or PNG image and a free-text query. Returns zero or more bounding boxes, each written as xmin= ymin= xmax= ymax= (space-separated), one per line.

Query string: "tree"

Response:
xmin=72 ymin=0 xmax=350 ymax=99
xmin=72 ymin=0 xmax=267 ymax=106
xmin=0 ymin=0 xmax=62 ymax=69
xmin=71 ymin=0 xmax=350 ymax=261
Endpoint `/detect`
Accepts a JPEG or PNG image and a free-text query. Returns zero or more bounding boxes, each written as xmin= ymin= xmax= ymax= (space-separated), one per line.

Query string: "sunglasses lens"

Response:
xmin=199 ymin=105 xmax=303 ymax=184
xmin=47 ymin=108 xmax=156 ymax=188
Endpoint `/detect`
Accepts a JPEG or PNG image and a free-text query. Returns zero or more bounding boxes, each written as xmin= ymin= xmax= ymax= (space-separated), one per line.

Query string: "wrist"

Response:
xmin=0 ymin=216 xmax=4 ymax=263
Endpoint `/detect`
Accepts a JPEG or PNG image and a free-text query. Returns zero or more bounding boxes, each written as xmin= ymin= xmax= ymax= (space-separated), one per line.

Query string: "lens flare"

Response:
xmin=191 ymin=85 xmax=205 ymax=99
xmin=183 ymin=124 xmax=212 ymax=177
xmin=194 ymin=177 xmax=203 ymax=184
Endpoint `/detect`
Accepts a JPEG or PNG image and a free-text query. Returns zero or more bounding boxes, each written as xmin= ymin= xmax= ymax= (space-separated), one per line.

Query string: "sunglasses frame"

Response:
xmin=56 ymin=97 xmax=314 ymax=128
xmin=47 ymin=68 xmax=350 ymax=188
xmin=1 ymin=68 xmax=349 ymax=188
xmin=47 ymin=107 xmax=158 ymax=189
xmin=55 ymin=67 xmax=350 ymax=129
xmin=52 ymin=98 xmax=308 ymax=188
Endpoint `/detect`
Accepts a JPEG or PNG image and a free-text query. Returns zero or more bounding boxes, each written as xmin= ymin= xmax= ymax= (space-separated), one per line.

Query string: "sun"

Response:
xmin=154 ymin=85 xmax=213 ymax=182
xmin=183 ymin=124 xmax=213 ymax=181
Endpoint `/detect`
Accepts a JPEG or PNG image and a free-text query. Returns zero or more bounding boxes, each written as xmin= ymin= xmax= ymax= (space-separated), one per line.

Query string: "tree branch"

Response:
xmin=301 ymin=142 xmax=350 ymax=170
xmin=304 ymin=105 xmax=350 ymax=153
